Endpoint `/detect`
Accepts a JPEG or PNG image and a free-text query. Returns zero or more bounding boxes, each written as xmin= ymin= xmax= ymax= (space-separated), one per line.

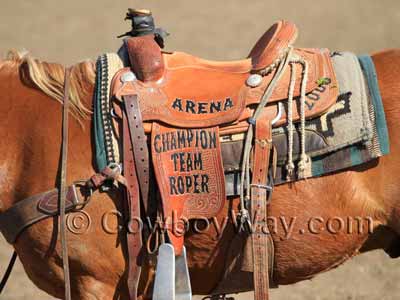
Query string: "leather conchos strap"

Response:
xmin=123 ymin=109 xmax=143 ymax=300
xmin=151 ymin=123 xmax=226 ymax=255
xmin=251 ymin=119 xmax=273 ymax=300
xmin=123 ymin=95 xmax=150 ymax=214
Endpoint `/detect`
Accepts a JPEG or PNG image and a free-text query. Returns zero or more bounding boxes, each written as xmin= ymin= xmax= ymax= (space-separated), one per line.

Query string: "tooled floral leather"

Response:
xmin=151 ymin=123 xmax=226 ymax=254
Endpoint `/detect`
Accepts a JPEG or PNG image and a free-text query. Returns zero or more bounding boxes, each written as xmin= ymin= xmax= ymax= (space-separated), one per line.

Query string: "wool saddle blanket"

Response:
xmin=93 ymin=52 xmax=389 ymax=195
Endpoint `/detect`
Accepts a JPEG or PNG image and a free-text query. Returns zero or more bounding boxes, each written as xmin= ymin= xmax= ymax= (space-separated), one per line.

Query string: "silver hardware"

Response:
xmin=175 ymin=247 xmax=192 ymax=300
xmin=246 ymin=74 xmax=263 ymax=87
xmin=70 ymin=180 xmax=93 ymax=207
xmin=153 ymin=243 xmax=176 ymax=300
xmin=271 ymin=102 xmax=283 ymax=125
xmin=110 ymin=108 xmax=120 ymax=119
xmin=153 ymin=244 xmax=192 ymax=300
xmin=120 ymin=71 xmax=137 ymax=83
xmin=108 ymin=162 xmax=122 ymax=175
xmin=237 ymin=208 xmax=252 ymax=232
xmin=250 ymin=183 xmax=273 ymax=191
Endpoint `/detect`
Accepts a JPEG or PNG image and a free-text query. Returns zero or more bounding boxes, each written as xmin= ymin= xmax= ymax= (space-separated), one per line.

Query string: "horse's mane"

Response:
xmin=3 ymin=50 xmax=96 ymax=121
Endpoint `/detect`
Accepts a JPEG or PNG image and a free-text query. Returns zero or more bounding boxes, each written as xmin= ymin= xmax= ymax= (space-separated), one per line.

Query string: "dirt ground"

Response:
xmin=1 ymin=1 xmax=400 ymax=299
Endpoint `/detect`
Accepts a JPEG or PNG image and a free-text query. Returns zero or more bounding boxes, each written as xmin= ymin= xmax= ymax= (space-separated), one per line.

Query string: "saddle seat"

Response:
xmin=164 ymin=20 xmax=298 ymax=73
xmin=163 ymin=51 xmax=251 ymax=73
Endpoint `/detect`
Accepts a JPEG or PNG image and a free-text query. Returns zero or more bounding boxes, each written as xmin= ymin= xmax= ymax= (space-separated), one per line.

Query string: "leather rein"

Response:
xmin=0 ymin=68 xmax=73 ymax=299
xmin=60 ymin=67 xmax=72 ymax=300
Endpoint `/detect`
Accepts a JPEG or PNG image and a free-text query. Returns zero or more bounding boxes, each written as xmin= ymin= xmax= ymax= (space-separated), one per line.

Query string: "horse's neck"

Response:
xmin=0 ymin=64 xmax=94 ymax=212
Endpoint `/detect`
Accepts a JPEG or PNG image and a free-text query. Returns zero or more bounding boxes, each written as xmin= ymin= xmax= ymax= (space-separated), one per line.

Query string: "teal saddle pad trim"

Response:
xmin=358 ymin=55 xmax=390 ymax=155
xmin=93 ymin=58 xmax=108 ymax=172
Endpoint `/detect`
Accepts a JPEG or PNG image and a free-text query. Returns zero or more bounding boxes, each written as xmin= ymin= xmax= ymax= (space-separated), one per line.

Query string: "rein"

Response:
xmin=60 ymin=67 xmax=72 ymax=300
xmin=0 ymin=68 xmax=73 ymax=299
xmin=0 ymin=251 xmax=17 ymax=294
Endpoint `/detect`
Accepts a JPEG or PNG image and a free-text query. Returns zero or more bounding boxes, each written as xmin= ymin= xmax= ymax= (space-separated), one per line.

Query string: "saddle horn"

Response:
xmin=118 ymin=8 xmax=169 ymax=49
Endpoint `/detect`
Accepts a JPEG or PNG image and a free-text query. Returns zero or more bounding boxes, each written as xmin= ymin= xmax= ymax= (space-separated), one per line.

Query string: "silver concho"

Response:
xmin=120 ymin=71 xmax=137 ymax=83
xmin=246 ymin=74 xmax=263 ymax=88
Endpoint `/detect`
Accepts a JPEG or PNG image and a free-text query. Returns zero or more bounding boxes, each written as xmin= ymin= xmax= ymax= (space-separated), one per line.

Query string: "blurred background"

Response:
xmin=1 ymin=0 xmax=400 ymax=299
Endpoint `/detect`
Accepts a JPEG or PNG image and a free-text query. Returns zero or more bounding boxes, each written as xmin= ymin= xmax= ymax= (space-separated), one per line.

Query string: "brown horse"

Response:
xmin=1 ymin=49 xmax=400 ymax=299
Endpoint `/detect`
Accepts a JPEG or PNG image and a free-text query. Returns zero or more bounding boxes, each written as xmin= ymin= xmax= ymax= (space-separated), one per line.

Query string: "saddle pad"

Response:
xmin=224 ymin=53 xmax=390 ymax=194
xmin=275 ymin=51 xmax=373 ymax=156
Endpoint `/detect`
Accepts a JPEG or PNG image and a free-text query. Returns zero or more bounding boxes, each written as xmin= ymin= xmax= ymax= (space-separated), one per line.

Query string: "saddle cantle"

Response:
xmin=109 ymin=14 xmax=339 ymax=300
xmin=249 ymin=20 xmax=298 ymax=72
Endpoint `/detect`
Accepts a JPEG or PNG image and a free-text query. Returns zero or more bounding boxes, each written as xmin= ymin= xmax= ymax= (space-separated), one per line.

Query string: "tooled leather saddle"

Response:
xmin=110 ymin=8 xmax=339 ymax=300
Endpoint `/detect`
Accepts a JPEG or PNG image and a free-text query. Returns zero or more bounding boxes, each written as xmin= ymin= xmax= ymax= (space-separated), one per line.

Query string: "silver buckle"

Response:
xmin=250 ymin=183 xmax=273 ymax=191
xmin=70 ymin=181 xmax=93 ymax=208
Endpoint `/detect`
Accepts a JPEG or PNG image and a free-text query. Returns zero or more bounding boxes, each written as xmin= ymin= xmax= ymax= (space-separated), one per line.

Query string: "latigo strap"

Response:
xmin=124 ymin=95 xmax=151 ymax=215
xmin=251 ymin=118 xmax=273 ymax=300
xmin=123 ymin=106 xmax=143 ymax=300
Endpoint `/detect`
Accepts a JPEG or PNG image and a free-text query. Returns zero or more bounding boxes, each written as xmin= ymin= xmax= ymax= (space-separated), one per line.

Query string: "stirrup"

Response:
xmin=153 ymin=244 xmax=192 ymax=300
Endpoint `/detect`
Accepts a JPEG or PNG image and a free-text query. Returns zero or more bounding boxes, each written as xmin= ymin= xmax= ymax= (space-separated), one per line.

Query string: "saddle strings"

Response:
xmin=239 ymin=47 xmax=293 ymax=226
xmin=286 ymin=62 xmax=296 ymax=179
xmin=298 ymin=59 xmax=311 ymax=179
xmin=238 ymin=47 xmax=313 ymax=225
xmin=286 ymin=58 xmax=310 ymax=180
